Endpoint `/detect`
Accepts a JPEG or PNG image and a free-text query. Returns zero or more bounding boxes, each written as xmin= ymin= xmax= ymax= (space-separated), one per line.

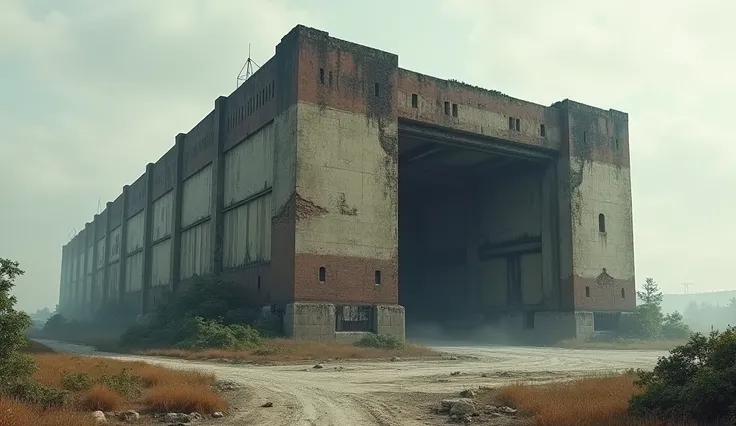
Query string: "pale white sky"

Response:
xmin=2 ymin=0 xmax=734 ymax=312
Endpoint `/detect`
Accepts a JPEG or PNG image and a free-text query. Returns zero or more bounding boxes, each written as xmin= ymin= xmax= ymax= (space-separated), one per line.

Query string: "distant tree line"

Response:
xmin=682 ymin=297 xmax=736 ymax=333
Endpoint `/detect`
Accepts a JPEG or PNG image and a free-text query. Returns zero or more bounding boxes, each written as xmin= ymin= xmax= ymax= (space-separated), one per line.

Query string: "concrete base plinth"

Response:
xmin=283 ymin=302 xmax=406 ymax=343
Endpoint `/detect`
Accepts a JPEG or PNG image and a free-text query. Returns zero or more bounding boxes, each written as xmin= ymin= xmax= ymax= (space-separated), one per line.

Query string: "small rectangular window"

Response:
xmin=540 ymin=124 xmax=546 ymax=137
xmin=444 ymin=101 xmax=450 ymax=115
xmin=374 ymin=83 xmax=379 ymax=97
xmin=452 ymin=103 xmax=458 ymax=117
xmin=515 ymin=118 xmax=521 ymax=132
xmin=374 ymin=270 xmax=382 ymax=285
xmin=615 ymin=138 xmax=620 ymax=150
xmin=509 ymin=117 xmax=515 ymax=130
xmin=319 ymin=68 xmax=325 ymax=84
xmin=329 ymin=71 xmax=333 ymax=86
xmin=411 ymin=93 xmax=418 ymax=108
xmin=318 ymin=266 xmax=326 ymax=283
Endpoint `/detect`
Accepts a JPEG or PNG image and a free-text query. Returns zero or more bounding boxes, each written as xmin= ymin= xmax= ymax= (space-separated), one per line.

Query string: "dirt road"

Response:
xmin=36 ymin=339 xmax=666 ymax=425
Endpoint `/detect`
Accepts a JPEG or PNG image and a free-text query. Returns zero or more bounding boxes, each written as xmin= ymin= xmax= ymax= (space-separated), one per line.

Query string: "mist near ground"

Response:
xmin=663 ymin=291 xmax=736 ymax=333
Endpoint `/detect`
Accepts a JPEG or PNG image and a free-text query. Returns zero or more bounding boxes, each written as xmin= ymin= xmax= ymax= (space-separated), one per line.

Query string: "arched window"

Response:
xmin=598 ymin=213 xmax=606 ymax=233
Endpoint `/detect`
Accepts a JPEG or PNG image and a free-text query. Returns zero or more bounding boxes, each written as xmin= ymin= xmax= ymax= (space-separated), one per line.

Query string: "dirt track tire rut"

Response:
xmin=34 ymin=339 xmax=667 ymax=425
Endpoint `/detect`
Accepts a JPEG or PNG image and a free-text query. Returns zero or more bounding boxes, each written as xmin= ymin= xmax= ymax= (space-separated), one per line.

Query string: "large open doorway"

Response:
xmin=397 ymin=121 xmax=558 ymax=343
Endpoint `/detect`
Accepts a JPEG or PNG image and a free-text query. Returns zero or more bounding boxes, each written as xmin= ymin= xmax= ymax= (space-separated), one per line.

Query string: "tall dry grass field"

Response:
xmin=495 ymin=374 xmax=694 ymax=426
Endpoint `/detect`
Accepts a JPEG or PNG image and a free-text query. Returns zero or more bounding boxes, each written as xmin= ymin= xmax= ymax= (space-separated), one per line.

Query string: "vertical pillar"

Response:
xmin=84 ymin=221 xmax=93 ymax=319
xmin=91 ymin=215 xmax=99 ymax=317
xmin=103 ymin=202 xmax=113 ymax=302
xmin=118 ymin=185 xmax=130 ymax=302
xmin=211 ymin=96 xmax=228 ymax=276
xmin=170 ymin=134 xmax=185 ymax=293
xmin=142 ymin=163 xmax=155 ymax=313
xmin=59 ymin=245 xmax=66 ymax=316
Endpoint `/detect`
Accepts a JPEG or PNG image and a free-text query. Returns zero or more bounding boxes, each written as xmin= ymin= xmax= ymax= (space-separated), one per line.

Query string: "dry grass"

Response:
xmin=31 ymin=353 xmax=215 ymax=389
xmin=0 ymin=353 xmax=227 ymax=426
xmin=78 ymin=385 xmax=123 ymax=411
xmin=143 ymin=384 xmax=228 ymax=413
xmin=486 ymin=374 xmax=694 ymax=426
xmin=0 ymin=398 xmax=97 ymax=426
xmin=143 ymin=338 xmax=437 ymax=363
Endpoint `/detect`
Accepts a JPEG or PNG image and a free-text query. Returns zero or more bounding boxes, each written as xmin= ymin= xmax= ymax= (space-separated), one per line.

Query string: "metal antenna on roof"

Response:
xmin=236 ymin=43 xmax=261 ymax=89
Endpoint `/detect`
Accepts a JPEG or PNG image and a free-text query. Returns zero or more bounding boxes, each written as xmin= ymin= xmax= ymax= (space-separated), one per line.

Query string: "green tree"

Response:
xmin=0 ymin=258 xmax=35 ymax=389
xmin=637 ymin=277 xmax=664 ymax=307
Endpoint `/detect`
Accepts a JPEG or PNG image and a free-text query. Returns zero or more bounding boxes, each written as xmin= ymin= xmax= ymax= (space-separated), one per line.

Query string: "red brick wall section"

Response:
xmin=573 ymin=276 xmax=636 ymax=312
xmin=293 ymin=254 xmax=398 ymax=305
xmin=397 ymin=69 xmax=561 ymax=151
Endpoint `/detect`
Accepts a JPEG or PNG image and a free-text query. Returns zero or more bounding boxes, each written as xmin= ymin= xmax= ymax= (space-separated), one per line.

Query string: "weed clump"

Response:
xmin=355 ymin=333 xmax=404 ymax=350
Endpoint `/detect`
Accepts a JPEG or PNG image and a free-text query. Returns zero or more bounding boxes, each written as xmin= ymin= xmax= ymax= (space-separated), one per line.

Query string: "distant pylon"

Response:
xmin=237 ymin=43 xmax=260 ymax=89
xmin=681 ymin=282 xmax=694 ymax=294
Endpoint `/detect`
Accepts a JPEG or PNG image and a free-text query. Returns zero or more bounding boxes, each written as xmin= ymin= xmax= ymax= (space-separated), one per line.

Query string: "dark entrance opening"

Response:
xmin=397 ymin=121 xmax=557 ymax=342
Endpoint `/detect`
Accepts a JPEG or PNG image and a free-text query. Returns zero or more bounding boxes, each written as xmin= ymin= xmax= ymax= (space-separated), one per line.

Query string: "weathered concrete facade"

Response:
xmin=58 ymin=25 xmax=634 ymax=343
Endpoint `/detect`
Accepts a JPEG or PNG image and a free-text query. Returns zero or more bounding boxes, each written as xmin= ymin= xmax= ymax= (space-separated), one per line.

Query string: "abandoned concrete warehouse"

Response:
xmin=57 ymin=25 xmax=635 ymax=343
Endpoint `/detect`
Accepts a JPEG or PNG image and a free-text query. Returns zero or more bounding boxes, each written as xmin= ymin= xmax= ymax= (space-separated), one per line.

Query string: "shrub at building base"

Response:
xmin=629 ymin=326 xmax=736 ymax=424
xmin=120 ymin=277 xmax=266 ymax=350
xmin=355 ymin=333 xmax=404 ymax=350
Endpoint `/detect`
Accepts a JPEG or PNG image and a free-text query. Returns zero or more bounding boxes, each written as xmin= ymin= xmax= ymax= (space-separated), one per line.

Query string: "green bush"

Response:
xmin=7 ymin=380 xmax=69 ymax=408
xmin=99 ymin=369 xmax=142 ymax=397
xmin=355 ymin=333 xmax=404 ymax=350
xmin=175 ymin=317 xmax=262 ymax=351
xmin=60 ymin=372 xmax=93 ymax=392
xmin=629 ymin=327 xmax=736 ymax=423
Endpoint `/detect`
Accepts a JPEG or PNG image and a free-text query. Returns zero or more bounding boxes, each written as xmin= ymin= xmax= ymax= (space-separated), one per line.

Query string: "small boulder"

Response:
xmin=390 ymin=356 xmax=400 ymax=362
xmin=450 ymin=371 xmax=461 ymax=376
xmin=164 ymin=413 xmax=190 ymax=423
xmin=480 ymin=373 xmax=488 ymax=378
xmin=450 ymin=399 xmax=476 ymax=416
xmin=116 ymin=410 xmax=140 ymax=422
xmin=91 ymin=411 xmax=107 ymax=423
xmin=313 ymin=363 xmax=324 ymax=369
xmin=440 ymin=398 xmax=474 ymax=413
xmin=212 ymin=412 xmax=224 ymax=418
xmin=459 ymin=389 xmax=475 ymax=398
xmin=188 ymin=412 xmax=203 ymax=421
xmin=261 ymin=402 xmax=273 ymax=408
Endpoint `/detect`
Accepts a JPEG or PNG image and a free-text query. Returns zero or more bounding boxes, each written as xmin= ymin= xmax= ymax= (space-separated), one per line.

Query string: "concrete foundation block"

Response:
xmin=374 ymin=305 xmax=406 ymax=342
xmin=284 ymin=303 xmax=336 ymax=341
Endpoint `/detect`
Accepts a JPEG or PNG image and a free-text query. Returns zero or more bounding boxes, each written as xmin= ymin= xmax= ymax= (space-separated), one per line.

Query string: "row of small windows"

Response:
xmin=319 ymin=67 xmax=381 ymax=99
xmin=508 ymin=117 xmax=548 ymax=138
xmin=409 ymin=93 xmax=460 ymax=118
xmin=318 ymin=266 xmax=382 ymax=285
xmin=227 ymin=80 xmax=276 ymax=132
xmin=585 ymin=286 xmax=626 ymax=299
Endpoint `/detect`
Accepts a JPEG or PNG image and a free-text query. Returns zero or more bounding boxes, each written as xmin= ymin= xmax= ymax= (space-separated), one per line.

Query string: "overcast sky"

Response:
xmin=2 ymin=0 xmax=734 ymax=312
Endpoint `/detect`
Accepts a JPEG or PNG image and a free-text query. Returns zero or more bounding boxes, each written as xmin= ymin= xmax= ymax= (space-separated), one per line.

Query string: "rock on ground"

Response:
xmin=91 ymin=411 xmax=106 ymax=423
xmin=164 ymin=413 xmax=191 ymax=423
xmin=116 ymin=410 xmax=140 ymax=422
